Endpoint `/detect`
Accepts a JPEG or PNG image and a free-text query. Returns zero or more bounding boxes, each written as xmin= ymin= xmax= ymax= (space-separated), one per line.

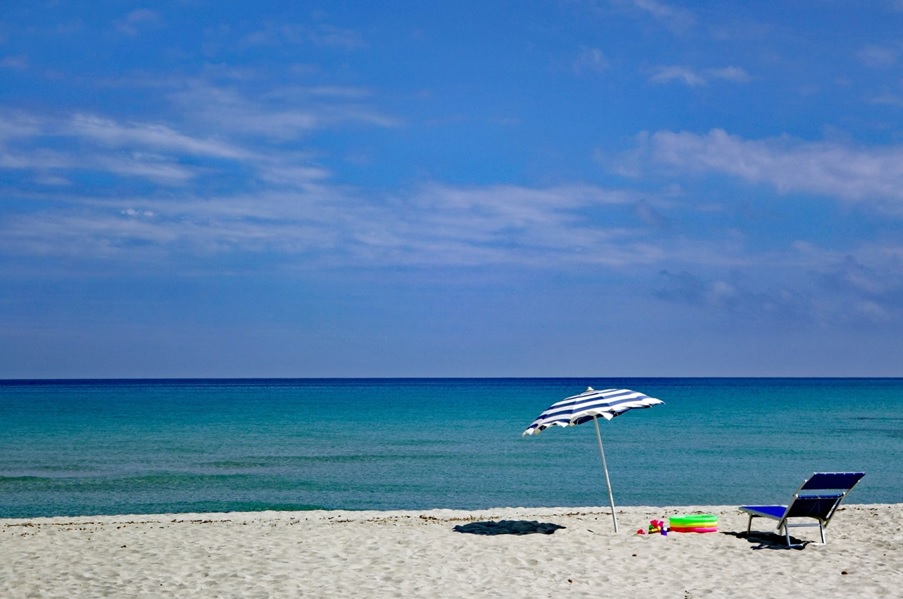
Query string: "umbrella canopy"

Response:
xmin=522 ymin=387 xmax=664 ymax=532
xmin=523 ymin=387 xmax=664 ymax=434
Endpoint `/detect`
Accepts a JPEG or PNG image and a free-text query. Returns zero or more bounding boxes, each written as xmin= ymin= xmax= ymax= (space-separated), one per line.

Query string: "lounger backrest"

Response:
xmin=800 ymin=472 xmax=865 ymax=492
xmin=785 ymin=472 xmax=865 ymax=522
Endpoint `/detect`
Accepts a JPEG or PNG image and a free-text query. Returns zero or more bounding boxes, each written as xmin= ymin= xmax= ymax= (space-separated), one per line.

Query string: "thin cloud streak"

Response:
xmin=612 ymin=0 xmax=696 ymax=32
xmin=649 ymin=65 xmax=751 ymax=86
xmin=0 ymin=114 xmax=230 ymax=185
xmin=0 ymin=183 xmax=667 ymax=269
xmin=239 ymin=22 xmax=366 ymax=50
xmin=168 ymin=81 xmax=399 ymax=140
xmin=114 ymin=9 xmax=160 ymax=37
xmin=67 ymin=114 xmax=247 ymax=159
xmin=0 ymin=55 xmax=29 ymax=70
xmin=0 ymin=107 xmax=331 ymax=186
xmin=637 ymin=128 xmax=903 ymax=209
xmin=10 ymin=171 xmax=895 ymax=307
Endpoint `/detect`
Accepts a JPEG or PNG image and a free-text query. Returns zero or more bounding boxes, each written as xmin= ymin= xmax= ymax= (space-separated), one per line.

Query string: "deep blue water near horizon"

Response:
xmin=0 ymin=378 xmax=900 ymax=519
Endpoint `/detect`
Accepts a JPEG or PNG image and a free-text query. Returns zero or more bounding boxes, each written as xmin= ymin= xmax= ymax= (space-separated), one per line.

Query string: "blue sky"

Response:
xmin=2 ymin=1 xmax=902 ymax=378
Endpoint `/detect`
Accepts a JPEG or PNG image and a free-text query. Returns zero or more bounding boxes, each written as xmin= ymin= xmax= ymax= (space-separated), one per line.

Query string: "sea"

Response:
xmin=0 ymin=378 xmax=900 ymax=519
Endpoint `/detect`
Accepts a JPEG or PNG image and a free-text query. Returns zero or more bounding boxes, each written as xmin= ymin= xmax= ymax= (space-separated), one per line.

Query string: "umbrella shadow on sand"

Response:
xmin=453 ymin=520 xmax=566 ymax=536
xmin=722 ymin=530 xmax=810 ymax=550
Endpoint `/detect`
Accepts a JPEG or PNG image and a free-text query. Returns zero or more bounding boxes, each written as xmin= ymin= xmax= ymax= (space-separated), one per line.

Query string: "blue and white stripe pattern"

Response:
xmin=522 ymin=387 xmax=664 ymax=436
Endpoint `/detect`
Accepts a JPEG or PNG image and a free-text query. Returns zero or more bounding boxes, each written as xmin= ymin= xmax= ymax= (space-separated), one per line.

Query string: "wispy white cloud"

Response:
xmin=0 ymin=110 xmax=247 ymax=184
xmin=0 ymin=148 xmax=73 ymax=170
xmin=67 ymin=114 xmax=247 ymax=159
xmin=0 ymin=101 xmax=660 ymax=268
xmin=574 ymin=47 xmax=609 ymax=73
xmin=96 ymin=153 xmax=197 ymax=184
xmin=632 ymin=128 xmax=903 ymax=209
xmin=858 ymin=44 xmax=899 ymax=68
xmin=169 ymin=83 xmax=319 ymax=139
xmin=799 ymin=243 xmax=903 ymax=324
xmin=610 ymin=0 xmax=695 ymax=32
xmin=308 ymin=24 xmax=367 ymax=49
xmin=168 ymin=81 xmax=398 ymax=140
xmin=6 ymin=173 xmax=899 ymax=327
xmin=386 ymin=184 xmax=649 ymax=266
xmin=115 ymin=9 xmax=160 ymax=37
xmin=649 ymin=65 xmax=705 ymax=86
xmin=705 ymin=66 xmax=751 ymax=82
xmin=649 ymin=65 xmax=751 ymax=86
xmin=239 ymin=22 xmax=366 ymax=50
xmin=869 ymin=92 xmax=903 ymax=106
xmin=0 ymin=109 xmax=42 ymax=142
xmin=654 ymin=239 xmax=903 ymax=325
xmin=654 ymin=269 xmax=814 ymax=323
xmin=0 ymin=146 xmax=195 ymax=185
xmin=254 ymin=160 xmax=332 ymax=187
xmin=0 ymin=78 xmax=389 ymax=186
xmin=0 ymin=180 xmax=663 ymax=269
xmin=0 ymin=55 xmax=28 ymax=70
xmin=32 ymin=173 xmax=72 ymax=187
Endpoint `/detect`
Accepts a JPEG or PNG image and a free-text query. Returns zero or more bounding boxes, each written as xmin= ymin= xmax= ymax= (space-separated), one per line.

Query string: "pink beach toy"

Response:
xmin=648 ymin=519 xmax=665 ymax=534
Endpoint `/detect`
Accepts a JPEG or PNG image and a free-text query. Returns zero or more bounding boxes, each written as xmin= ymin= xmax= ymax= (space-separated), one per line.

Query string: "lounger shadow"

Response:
xmin=739 ymin=472 xmax=864 ymax=547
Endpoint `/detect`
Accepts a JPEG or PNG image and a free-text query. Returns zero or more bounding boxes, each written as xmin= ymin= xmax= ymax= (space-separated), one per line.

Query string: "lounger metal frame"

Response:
xmin=740 ymin=472 xmax=865 ymax=547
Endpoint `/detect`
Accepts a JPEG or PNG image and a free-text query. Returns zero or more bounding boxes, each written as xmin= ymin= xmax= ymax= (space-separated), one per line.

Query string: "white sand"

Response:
xmin=2 ymin=504 xmax=900 ymax=598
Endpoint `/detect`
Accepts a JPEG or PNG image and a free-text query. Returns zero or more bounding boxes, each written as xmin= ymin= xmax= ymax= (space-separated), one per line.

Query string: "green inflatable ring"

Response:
xmin=669 ymin=514 xmax=718 ymax=526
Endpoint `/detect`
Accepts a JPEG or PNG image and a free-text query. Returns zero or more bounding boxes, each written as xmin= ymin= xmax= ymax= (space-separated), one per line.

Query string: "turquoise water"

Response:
xmin=0 ymin=378 xmax=900 ymax=518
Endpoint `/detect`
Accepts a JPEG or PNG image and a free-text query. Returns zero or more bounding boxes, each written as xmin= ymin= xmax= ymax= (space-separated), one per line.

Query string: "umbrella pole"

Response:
xmin=593 ymin=415 xmax=618 ymax=533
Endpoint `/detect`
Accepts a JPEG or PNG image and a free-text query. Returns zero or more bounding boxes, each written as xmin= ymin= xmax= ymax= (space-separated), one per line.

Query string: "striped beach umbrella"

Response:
xmin=523 ymin=387 xmax=664 ymax=532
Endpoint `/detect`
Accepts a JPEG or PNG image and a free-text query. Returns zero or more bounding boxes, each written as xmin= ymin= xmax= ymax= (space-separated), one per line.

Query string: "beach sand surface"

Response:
xmin=2 ymin=504 xmax=900 ymax=598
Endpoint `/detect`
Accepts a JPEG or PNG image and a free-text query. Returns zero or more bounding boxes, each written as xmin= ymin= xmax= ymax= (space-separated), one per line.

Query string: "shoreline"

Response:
xmin=0 ymin=501 xmax=895 ymax=523
xmin=2 ymin=504 xmax=900 ymax=598
xmin=1 ymin=501 xmax=896 ymax=524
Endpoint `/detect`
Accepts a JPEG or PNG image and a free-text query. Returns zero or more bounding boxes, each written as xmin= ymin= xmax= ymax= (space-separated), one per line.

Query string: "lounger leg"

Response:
xmin=747 ymin=515 xmax=753 ymax=535
xmin=819 ymin=523 xmax=826 ymax=544
xmin=784 ymin=523 xmax=791 ymax=547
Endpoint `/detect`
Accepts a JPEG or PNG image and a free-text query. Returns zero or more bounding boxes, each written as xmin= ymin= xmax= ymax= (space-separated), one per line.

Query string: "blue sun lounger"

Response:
xmin=740 ymin=472 xmax=865 ymax=546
